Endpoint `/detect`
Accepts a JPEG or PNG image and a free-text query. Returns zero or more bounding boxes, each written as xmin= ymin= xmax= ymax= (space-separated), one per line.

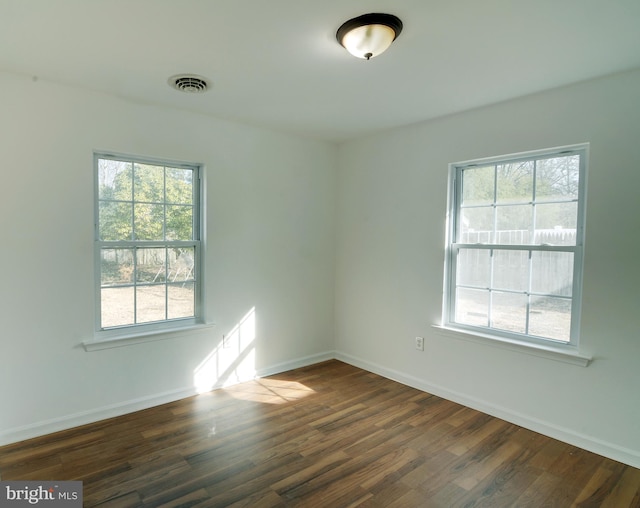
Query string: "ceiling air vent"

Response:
xmin=169 ymin=74 xmax=209 ymax=93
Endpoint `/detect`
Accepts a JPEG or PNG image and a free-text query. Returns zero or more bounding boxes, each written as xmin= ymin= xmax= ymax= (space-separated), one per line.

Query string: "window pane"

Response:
xmin=457 ymin=249 xmax=490 ymax=288
xmin=98 ymin=159 xmax=132 ymax=200
xmin=493 ymin=250 xmax=529 ymax=291
xmin=169 ymin=248 xmax=195 ymax=282
xmin=531 ymin=251 xmax=573 ymax=296
xmin=462 ymin=166 xmax=494 ymax=205
xmin=134 ymin=163 xmax=164 ymax=203
xmin=491 ymin=292 xmax=527 ymax=334
xmin=168 ymin=282 xmax=194 ymax=319
xmin=166 ymin=168 xmax=193 ymax=205
xmin=496 ymin=161 xmax=533 ymax=203
xmin=134 ymin=203 xmax=164 ymax=240
xmin=535 ymin=202 xmax=578 ymax=235
xmin=496 ymin=205 xmax=533 ymax=238
xmin=101 ymin=287 xmax=134 ymax=328
xmin=494 ymin=229 xmax=531 ymax=245
xmin=460 ymin=207 xmax=493 ymax=242
xmin=536 ymin=155 xmax=579 ymax=201
xmin=136 ymin=248 xmax=166 ymax=283
xmin=455 ymin=288 xmax=489 ymax=327
xmin=101 ymin=249 xmax=134 ymax=286
xmin=99 ymin=202 xmax=132 ymax=241
xmin=533 ymin=228 xmax=576 ymax=247
xmin=529 ymin=297 xmax=571 ymax=342
xmin=136 ymin=285 xmax=166 ymax=323
xmin=166 ymin=205 xmax=193 ymax=241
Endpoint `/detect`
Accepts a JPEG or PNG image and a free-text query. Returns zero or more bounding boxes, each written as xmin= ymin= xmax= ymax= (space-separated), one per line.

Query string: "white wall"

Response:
xmin=0 ymin=72 xmax=337 ymax=443
xmin=334 ymin=69 xmax=640 ymax=467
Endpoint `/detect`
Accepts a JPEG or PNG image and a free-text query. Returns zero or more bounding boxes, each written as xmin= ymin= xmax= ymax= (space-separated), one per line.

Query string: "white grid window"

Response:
xmin=443 ymin=145 xmax=587 ymax=347
xmin=95 ymin=154 xmax=201 ymax=333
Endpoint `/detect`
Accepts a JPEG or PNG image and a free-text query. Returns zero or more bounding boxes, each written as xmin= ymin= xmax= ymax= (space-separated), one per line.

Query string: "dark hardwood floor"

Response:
xmin=1 ymin=360 xmax=639 ymax=507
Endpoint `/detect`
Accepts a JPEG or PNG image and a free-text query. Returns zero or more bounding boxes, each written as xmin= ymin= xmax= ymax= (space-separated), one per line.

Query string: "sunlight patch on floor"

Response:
xmin=223 ymin=378 xmax=316 ymax=404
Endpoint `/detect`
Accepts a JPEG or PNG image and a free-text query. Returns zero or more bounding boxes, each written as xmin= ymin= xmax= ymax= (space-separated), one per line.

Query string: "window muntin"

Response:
xmin=444 ymin=147 xmax=586 ymax=346
xmin=95 ymin=154 xmax=201 ymax=332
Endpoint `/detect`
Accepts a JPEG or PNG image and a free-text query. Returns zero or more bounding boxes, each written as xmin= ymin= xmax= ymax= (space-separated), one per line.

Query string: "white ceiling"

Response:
xmin=2 ymin=0 xmax=640 ymax=142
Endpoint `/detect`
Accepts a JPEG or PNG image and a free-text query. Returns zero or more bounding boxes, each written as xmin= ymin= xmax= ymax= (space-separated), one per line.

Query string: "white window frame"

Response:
xmin=442 ymin=144 xmax=588 ymax=357
xmin=91 ymin=152 xmax=204 ymax=346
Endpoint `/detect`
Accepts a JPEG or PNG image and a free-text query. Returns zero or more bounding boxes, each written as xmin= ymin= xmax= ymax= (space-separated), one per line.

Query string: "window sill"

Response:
xmin=83 ymin=323 xmax=215 ymax=351
xmin=431 ymin=325 xmax=591 ymax=367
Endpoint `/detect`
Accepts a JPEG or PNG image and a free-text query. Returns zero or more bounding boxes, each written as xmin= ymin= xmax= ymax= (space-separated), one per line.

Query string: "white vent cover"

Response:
xmin=169 ymin=74 xmax=209 ymax=93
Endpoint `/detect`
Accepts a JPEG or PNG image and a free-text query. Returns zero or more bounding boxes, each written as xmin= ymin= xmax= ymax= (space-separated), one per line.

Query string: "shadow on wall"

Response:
xmin=193 ymin=307 xmax=256 ymax=393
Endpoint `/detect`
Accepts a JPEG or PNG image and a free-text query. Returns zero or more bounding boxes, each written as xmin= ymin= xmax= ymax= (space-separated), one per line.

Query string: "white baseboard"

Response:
xmin=0 ymin=351 xmax=335 ymax=447
xmin=0 ymin=386 xmax=196 ymax=447
xmin=256 ymin=351 xmax=336 ymax=378
xmin=334 ymin=351 xmax=640 ymax=469
xmin=4 ymin=349 xmax=638 ymax=470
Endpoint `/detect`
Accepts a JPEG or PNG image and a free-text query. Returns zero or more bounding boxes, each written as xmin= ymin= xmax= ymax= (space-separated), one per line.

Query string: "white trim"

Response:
xmin=334 ymin=352 xmax=639 ymax=469
xmin=431 ymin=325 xmax=591 ymax=366
xmin=83 ymin=322 xmax=216 ymax=351
xmin=443 ymin=144 xmax=589 ymax=348
xmin=0 ymin=386 xmax=196 ymax=447
xmin=0 ymin=350 xmax=335 ymax=447
xmin=255 ymin=351 xmax=336 ymax=378
xmin=94 ymin=152 xmax=204 ymax=334
xmin=452 ymin=143 xmax=588 ymax=168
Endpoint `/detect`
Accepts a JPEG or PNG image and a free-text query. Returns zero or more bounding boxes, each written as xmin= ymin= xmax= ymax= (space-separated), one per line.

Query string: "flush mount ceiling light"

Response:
xmin=168 ymin=74 xmax=209 ymax=93
xmin=336 ymin=13 xmax=403 ymax=60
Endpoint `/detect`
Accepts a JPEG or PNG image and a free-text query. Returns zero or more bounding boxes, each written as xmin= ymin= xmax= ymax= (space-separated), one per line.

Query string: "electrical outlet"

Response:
xmin=415 ymin=336 xmax=424 ymax=351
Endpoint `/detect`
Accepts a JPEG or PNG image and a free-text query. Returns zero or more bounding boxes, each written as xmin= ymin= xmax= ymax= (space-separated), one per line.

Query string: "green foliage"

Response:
xmin=98 ymin=159 xmax=194 ymax=242
xmin=460 ymin=155 xmax=579 ymax=239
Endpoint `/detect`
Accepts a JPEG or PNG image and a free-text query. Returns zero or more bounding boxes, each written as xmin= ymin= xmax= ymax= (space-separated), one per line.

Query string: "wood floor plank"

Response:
xmin=573 ymin=463 xmax=624 ymax=507
xmin=270 ymin=450 xmax=350 ymax=494
xmin=222 ymin=489 xmax=286 ymax=508
xmin=599 ymin=466 xmax=640 ymax=508
xmin=512 ymin=471 xmax=564 ymax=508
xmin=198 ymin=453 xmax=302 ymax=506
xmin=1 ymin=360 xmax=638 ymax=507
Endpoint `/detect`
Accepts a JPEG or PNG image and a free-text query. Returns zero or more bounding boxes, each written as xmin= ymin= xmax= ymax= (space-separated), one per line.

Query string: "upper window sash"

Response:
xmin=95 ymin=154 xmax=201 ymax=243
xmin=451 ymin=148 xmax=586 ymax=248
